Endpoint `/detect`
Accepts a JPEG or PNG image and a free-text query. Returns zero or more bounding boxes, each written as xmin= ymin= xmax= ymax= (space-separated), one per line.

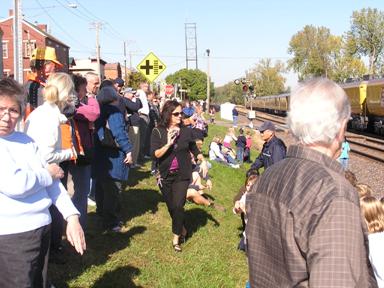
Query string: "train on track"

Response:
xmin=245 ymin=78 xmax=384 ymax=135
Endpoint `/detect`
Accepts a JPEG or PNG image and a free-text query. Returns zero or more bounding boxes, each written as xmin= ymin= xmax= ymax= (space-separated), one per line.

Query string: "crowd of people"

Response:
xmin=0 ymin=46 xmax=225 ymax=287
xmin=1 ymin=46 xmax=383 ymax=288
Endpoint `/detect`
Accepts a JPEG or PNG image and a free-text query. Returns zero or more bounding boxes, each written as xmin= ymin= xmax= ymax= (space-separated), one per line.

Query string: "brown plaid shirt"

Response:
xmin=246 ymin=145 xmax=377 ymax=288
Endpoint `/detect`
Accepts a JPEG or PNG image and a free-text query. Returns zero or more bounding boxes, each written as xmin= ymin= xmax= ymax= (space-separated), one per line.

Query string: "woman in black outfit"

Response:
xmin=151 ymin=100 xmax=206 ymax=252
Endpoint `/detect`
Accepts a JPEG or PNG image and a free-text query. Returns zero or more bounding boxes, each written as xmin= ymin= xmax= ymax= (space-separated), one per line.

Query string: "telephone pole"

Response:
xmin=206 ymin=49 xmax=211 ymax=111
xmin=13 ymin=0 xmax=23 ymax=83
xmin=90 ymin=22 xmax=102 ymax=79
xmin=123 ymin=41 xmax=127 ymax=82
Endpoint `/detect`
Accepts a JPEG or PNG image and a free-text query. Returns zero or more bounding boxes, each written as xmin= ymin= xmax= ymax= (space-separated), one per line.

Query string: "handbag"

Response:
xmin=100 ymin=120 xmax=119 ymax=149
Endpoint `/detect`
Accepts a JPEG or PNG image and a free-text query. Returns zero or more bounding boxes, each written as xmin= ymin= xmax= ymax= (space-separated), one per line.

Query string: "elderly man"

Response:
xmin=85 ymin=72 xmax=100 ymax=98
xmin=249 ymin=120 xmax=286 ymax=173
xmin=246 ymin=78 xmax=377 ymax=287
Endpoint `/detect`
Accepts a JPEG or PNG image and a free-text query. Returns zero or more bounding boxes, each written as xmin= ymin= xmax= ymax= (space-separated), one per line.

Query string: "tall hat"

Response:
xmin=30 ymin=46 xmax=63 ymax=67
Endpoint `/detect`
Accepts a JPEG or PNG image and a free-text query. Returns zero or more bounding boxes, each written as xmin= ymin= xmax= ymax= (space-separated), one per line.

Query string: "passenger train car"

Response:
xmin=245 ymin=79 xmax=384 ymax=135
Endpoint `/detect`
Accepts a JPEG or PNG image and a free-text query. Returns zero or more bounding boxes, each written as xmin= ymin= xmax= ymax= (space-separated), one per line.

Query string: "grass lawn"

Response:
xmin=49 ymin=124 xmax=252 ymax=288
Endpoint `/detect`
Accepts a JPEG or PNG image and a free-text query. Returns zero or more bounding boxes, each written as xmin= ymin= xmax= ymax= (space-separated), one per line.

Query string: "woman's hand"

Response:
xmin=167 ymin=127 xmax=179 ymax=145
xmin=198 ymin=156 xmax=208 ymax=179
xmin=124 ymin=152 xmax=133 ymax=165
xmin=66 ymin=215 xmax=86 ymax=255
xmin=46 ymin=163 xmax=64 ymax=180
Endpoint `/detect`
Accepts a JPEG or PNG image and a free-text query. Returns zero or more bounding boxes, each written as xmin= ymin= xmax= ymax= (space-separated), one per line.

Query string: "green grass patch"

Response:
xmin=49 ymin=124 xmax=252 ymax=288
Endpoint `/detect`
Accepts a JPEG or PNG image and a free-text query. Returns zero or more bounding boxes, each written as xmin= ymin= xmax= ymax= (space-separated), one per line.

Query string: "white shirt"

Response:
xmin=0 ymin=132 xmax=79 ymax=235
xmin=137 ymin=89 xmax=149 ymax=116
xmin=369 ymin=232 xmax=384 ymax=287
xmin=24 ymin=102 xmax=72 ymax=164
xmin=209 ymin=142 xmax=225 ymax=161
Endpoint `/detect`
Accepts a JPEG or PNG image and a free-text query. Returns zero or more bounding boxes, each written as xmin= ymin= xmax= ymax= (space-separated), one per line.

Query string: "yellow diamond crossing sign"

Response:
xmin=137 ymin=52 xmax=166 ymax=83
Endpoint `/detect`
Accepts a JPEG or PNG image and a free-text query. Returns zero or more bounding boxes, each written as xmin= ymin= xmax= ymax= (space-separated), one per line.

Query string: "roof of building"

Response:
xmin=0 ymin=16 xmax=69 ymax=48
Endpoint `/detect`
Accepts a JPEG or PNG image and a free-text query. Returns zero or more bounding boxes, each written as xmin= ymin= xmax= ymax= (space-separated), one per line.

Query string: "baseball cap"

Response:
xmin=30 ymin=46 xmax=63 ymax=67
xmin=123 ymin=87 xmax=137 ymax=94
xmin=257 ymin=121 xmax=276 ymax=132
xmin=113 ymin=78 xmax=125 ymax=87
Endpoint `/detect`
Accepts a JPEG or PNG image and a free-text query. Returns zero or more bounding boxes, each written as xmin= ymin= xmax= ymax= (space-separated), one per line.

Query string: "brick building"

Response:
xmin=104 ymin=62 xmax=122 ymax=80
xmin=0 ymin=10 xmax=69 ymax=81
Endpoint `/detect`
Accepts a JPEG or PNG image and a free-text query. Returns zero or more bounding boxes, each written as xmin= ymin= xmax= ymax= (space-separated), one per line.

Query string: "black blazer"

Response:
xmin=150 ymin=126 xmax=200 ymax=180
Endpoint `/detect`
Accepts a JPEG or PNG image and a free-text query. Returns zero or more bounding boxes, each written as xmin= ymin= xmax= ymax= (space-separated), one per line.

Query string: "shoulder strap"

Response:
xmin=153 ymin=127 xmax=162 ymax=139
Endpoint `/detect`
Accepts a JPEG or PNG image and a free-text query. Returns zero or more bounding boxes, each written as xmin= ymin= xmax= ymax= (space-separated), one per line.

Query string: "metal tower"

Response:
xmin=185 ymin=23 xmax=198 ymax=69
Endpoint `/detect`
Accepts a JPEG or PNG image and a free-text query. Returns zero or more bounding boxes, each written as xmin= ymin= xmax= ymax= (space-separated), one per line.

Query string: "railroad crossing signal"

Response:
xmin=137 ymin=52 xmax=166 ymax=83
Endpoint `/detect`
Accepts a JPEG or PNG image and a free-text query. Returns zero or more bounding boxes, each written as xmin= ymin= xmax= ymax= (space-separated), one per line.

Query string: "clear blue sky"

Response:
xmin=2 ymin=0 xmax=384 ymax=88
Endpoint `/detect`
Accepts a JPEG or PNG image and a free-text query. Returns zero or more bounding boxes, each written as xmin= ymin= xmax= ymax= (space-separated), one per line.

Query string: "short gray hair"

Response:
xmin=287 ymin=78 xmax=351 ymax=145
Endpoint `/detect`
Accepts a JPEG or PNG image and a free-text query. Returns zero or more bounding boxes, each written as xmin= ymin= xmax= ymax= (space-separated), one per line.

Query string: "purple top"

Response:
xmin=169 ymin=156 xmax=179 ymax=171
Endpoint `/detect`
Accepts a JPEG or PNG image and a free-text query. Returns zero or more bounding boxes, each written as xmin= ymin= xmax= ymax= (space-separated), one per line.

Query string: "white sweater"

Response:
xmin=0 ymin=131 xmax=79 ymax=235
xmin=24 ymin=102 xmax=72 ymax=164
xmin=369 ymin=232 xmax=384 ymax=288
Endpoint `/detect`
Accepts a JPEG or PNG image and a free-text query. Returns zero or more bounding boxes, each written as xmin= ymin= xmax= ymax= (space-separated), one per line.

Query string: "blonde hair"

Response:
xmin=356 ymin=183 xmax=373 ymax=199
xmin=360 ymin=196 xmax=384 ymax=233
xmin=46 ymin=72 xmax=75 ymax=103
xmin=43 ymin=84 xmax=59 ymax=104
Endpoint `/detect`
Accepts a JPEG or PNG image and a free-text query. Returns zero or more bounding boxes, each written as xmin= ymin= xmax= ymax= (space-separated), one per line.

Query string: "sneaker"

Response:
xmin=230 ymin=163 xmax=240 ymax=169
xmin=87 ymin=197 xmax=96 ymax=206
xmin=144 ymin=155 xmax=151 ymax=159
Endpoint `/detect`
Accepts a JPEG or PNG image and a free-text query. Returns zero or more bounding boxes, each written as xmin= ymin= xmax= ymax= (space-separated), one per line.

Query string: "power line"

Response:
xmin=33 ymin=0 xmax=93 ymax=51
xmin=53 ymin=0 xmax=93 ymax=23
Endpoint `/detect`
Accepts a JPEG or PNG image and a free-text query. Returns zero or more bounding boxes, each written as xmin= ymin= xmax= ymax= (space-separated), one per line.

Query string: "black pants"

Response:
xmin=138 ymin=115 xmax=149 ymax=163
xmin=159 ymin=173 xmax=189 ymax=235
xmin=0 ymin=225 xmax=51 ymax=288
xmin=96 ymin=177 xmax=124 ymax=228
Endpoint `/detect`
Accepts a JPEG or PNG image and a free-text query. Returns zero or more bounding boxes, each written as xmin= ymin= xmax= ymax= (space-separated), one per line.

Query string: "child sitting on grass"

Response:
xmin=233 ymin=171 xmax=259 ymax=251
xmin=360 ymin=196 xmax=384 ymax=287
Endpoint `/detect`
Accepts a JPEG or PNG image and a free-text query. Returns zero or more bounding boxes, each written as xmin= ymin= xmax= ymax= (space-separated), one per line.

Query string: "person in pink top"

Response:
xmin=244 ymin=130 xmax=252 ymax=163
xmin=68 ymin=74 xmax=100 ymax=230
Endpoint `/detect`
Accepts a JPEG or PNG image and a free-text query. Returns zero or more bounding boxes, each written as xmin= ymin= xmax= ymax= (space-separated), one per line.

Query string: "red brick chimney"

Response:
xmin=9 ymin=9 xmax=13 ymax=16
xmin=37 ymin=24 xmax=47 ymax=32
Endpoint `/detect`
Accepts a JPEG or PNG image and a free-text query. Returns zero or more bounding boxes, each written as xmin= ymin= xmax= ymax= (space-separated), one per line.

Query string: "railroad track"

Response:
xmin=238 ymin=106 xmax=384 ymax=163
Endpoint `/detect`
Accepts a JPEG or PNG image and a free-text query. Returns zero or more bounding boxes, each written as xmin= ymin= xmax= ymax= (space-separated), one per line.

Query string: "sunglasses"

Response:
xmin=172 ymin=112 xmax=183 ymax=117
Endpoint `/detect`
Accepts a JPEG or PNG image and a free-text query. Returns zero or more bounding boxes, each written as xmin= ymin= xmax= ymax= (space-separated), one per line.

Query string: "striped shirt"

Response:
xmin=246 ymin=145 xmax=377 ymax=288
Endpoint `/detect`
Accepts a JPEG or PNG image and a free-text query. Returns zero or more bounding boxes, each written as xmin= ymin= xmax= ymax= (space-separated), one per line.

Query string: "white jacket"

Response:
xmin=24 ymin=102 xmax=72 ymax=164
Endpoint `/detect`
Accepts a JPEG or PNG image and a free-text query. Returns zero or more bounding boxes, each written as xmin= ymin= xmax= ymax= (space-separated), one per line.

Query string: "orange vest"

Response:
xmin=60 ymin=119 xmax=84 ymax=162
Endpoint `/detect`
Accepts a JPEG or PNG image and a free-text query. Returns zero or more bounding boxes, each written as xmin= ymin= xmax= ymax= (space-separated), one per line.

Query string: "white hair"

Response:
xmin=287 ymin=78 xmax=351 ymax=145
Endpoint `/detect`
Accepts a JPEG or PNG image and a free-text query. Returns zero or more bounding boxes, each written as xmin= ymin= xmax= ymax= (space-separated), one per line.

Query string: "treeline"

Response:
xmin=215 ymin=7 xmax=384 ymax=104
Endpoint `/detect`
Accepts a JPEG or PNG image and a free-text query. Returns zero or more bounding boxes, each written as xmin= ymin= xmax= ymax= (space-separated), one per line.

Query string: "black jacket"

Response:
xmin=250 ymin=135 xmax=286 ymax=171
xmin=150 ymin=126 xmax=200 ymax=180
xmin=124 ymin=97 xmax=142 ymax=127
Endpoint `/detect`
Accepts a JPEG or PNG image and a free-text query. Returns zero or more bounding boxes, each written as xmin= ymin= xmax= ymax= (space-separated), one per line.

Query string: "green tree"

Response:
xmin=165 ymin=69 xmax=213 ymax=101
xmin=247 ymin=58 xmax=286 ymax=96
xmin=287 ymin=25 xmax=340 ymax=80
xmin=346 ymin=8 xmax=384 ymax=75
xmin=329 ymin=37 xmax=367 ymax=82
xmin=214 ymin=81 xmax=243 ymax=104
xmin=128 ymin=71 xmax=148 ymax=89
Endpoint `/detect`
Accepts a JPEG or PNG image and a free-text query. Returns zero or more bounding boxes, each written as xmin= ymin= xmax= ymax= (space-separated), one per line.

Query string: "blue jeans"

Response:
xmin=236 ymin=147 xmax=244 ymax=163
xmin=69 ymin=163 xmax=91 ymax=230
xmin=339 ymin=158 xmax=349 ymax=170
xmin=233 ymin=115 xmax=238 ymax=127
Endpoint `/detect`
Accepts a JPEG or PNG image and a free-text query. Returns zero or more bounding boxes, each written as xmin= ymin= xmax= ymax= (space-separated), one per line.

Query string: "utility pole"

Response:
xmin=206 ymin=49 xmax=210 ymax=111
xmin=91 ymin=22 xmax=102 ymax=80
xmin=13 ymin=0 xmax=23 ymax=83
xmin=0 ymin=28 xmax=3 ymax=78
xmin=123 ymin=41 xmax=127 ymax=83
